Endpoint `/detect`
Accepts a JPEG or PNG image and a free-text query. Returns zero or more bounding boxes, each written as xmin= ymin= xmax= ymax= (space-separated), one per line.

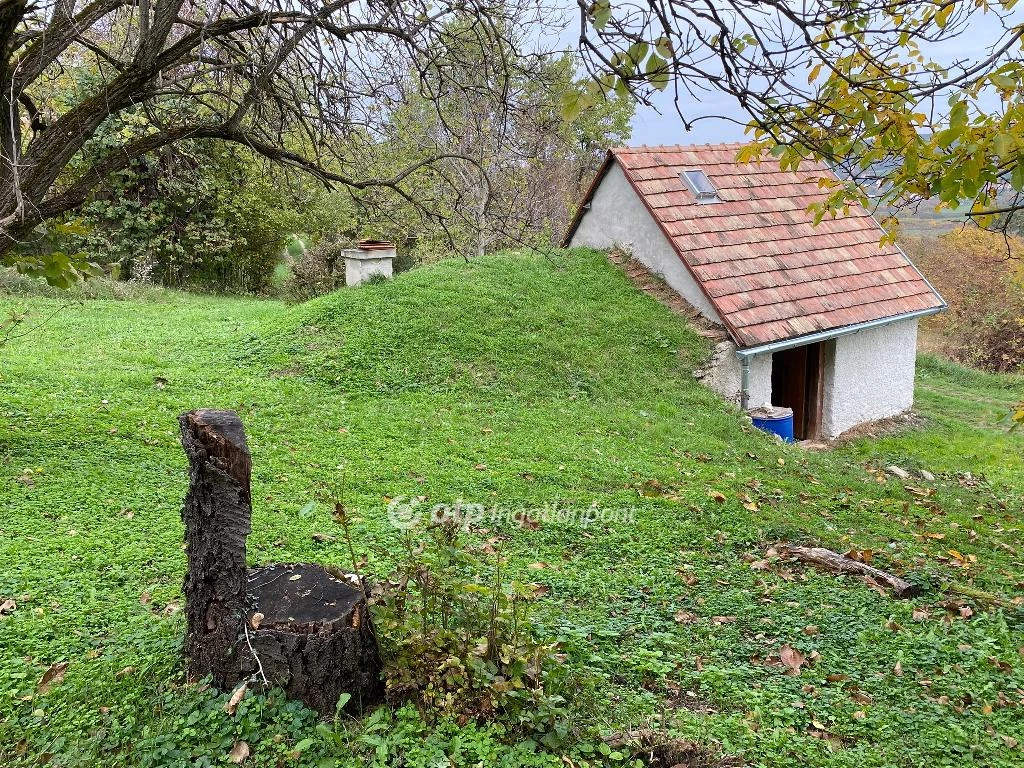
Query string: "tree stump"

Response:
xmin=179 ymin=409 xmax=384 ymax=714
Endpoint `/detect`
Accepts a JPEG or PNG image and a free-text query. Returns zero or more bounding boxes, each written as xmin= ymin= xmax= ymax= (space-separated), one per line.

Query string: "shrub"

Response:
xmin=0 ymin=267 xmax=168 ymax=301
xmin=279 ymin=235 xmax=348 ymax=302
xmin=904 ymin=229 xmax=1024 ymax=373
xmin=366 ymin=518 xmax=577 ymax=748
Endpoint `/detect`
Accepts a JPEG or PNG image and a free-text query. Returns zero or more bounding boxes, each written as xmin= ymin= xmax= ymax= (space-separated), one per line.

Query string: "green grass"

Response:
xmin=1 ymin=249 xmax=1023 ymax=767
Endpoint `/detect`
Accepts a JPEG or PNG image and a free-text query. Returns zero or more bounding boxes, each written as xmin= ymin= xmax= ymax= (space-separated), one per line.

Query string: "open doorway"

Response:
xmin=771 ymin=342 xmax=825 ymax=440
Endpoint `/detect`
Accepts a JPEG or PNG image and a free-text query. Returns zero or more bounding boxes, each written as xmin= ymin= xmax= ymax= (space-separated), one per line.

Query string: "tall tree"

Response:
xmin=386 ymin=21 xmax=632 ymax=258
xmin=0 ymin=0 xmax=558 ymax=282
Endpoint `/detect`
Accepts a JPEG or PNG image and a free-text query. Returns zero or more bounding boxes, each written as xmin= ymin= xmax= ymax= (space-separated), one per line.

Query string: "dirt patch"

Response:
xmin=663 ymin=680 xmax=719 ymax=714
xmin=607 ymin=730 xmax=742 ymax=768
xmin=830 ymin=410 xmax=925 ymax=444
xmin=269 ymin=366 xmax=303 ymax=378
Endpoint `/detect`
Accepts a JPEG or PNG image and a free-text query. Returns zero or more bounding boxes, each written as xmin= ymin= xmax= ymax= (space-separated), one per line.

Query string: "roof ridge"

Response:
xmin=613 ymin=142 xmax=749 ymax=153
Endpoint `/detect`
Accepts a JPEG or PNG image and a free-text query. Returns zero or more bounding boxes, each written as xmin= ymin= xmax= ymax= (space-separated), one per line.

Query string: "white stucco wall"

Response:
xmin=823 ymin=318 xmax=919 ymax=438
xmin=569 ymin=162 xmax=722 ymax=321
xmin=695 ymin=340 xmax=772 ymax=407
xmin=344 ymin=254 xmax=394 ymax=286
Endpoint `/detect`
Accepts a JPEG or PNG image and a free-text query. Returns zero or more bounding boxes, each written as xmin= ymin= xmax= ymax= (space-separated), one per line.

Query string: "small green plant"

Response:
xmin=368 ymin=518 xmax=574 ymax=747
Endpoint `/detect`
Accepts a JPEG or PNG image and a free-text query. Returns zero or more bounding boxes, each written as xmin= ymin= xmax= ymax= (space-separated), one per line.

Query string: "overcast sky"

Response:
xmin=618 ymin=7 xmax=1021 ymax=147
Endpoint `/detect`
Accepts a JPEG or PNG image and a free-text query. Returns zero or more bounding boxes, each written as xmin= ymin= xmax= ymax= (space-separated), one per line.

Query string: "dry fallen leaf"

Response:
xmin=37 ymin=662 xmax=69 ymax=695
xmin=674 ymin=610 xmax=699 ymax=624
xmin=228 ymin=740 xmax=250 ymax=764
xmin=527 ymin=562 xmax=548 ymax=570
xmin=802 ymin=625 xmax=820 ymax=636
xmin=779 ymin=644 xmax=806 ymax=675
xmin=708 ymin=490 xmax=727 ymax=504
xmin=677 ymin=572 xmax=699 ymax=587
xmin=225 ymin=682 xmax=248 ymax=715
xmin=912 ymin=607 xmax=929 ymax=621
xmin=893 ymin=661 xmax=903 ymax=677
xmin=0 ymin=598 xmax=16 ymax=615
xmin=250 ymin=612 xmax=264 ymax=630
xmin=959 ymin=605 xmax=974 ymax=619
xmin=711 ymin=615 xmax=736 ymax=626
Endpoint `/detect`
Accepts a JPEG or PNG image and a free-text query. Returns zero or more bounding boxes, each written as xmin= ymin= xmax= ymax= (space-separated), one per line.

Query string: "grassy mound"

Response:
xmin=246 ymin=249 xmax=711 ymax=400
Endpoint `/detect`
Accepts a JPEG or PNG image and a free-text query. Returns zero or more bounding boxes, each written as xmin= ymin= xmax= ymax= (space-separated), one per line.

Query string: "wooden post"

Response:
xmin=179 ymin=409 xmax=384 ymax=714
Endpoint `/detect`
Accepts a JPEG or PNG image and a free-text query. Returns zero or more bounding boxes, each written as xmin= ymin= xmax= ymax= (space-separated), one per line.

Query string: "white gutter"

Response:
xmin=736 ymin=305 xmax=946 ymax=410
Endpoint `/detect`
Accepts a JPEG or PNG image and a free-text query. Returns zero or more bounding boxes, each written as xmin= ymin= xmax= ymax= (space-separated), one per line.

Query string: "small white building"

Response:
xmin=564 ymin=144 xmax=946 ymax=440
xmin=343 ymin=240 xmax=396 ymax=286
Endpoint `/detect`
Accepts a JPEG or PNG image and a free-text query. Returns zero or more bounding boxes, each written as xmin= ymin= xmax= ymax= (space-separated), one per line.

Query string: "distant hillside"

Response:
xmin=830 ymin=153 xmax=979 ymax=237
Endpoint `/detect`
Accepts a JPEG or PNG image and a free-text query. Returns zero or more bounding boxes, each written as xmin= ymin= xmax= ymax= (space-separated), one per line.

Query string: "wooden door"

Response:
xmin=770 ymin=342 xmax=825 ymax=440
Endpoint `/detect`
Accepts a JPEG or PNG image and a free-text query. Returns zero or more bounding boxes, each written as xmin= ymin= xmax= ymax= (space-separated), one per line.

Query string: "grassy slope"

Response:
xmin=1 ymin=249 xmax=1023 ymax=767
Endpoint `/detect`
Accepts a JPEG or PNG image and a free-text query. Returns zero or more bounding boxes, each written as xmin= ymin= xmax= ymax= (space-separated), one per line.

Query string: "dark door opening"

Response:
xmin=770 ymin=342 xmax=825 ymax=440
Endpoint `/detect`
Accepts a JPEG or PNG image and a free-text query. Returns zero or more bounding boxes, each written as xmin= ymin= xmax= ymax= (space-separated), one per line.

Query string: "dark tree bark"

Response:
xmin=179 ymin=408 xmax=252 ymax=686
xmin=179 ymin=408 xmax=383 ymax=714
xmin=244 ymin=563 xmax=384 ymax=714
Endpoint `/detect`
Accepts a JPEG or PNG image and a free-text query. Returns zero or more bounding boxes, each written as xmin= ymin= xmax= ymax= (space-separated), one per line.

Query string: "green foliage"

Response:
xmin=2 ymin=221 xmax=100 ymax=289
xmin=0 ymin=269 xmax=169 ymax=301
xmin=370 ymin=518 xmax=574 ymax=746
xmin=734 ymin=7 xmax=1024 ymax=232
xmin=1 ymin=250 xmax=1023 ymax=766
xmin=50 ymin=141 xmax=321 ymax=293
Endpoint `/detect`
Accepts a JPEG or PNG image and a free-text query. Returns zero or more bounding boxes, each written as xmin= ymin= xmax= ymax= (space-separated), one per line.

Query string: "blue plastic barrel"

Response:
xmin=749 ymin=406 xmax=794 ymax=442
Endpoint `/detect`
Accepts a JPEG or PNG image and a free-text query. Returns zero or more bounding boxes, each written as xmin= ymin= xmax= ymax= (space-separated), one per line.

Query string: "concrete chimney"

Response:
xmin=342 ymin=240 xmax=396 ymax=286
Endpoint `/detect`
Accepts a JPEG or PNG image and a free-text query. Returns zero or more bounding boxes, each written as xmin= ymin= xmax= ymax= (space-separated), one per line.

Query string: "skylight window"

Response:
xmin=681 ymin=169 xmax=719 ymax=202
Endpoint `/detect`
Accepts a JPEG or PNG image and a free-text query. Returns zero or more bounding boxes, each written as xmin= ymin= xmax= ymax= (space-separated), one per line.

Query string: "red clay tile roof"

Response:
xmin=565 ymin=143 xmax=945 ymax=349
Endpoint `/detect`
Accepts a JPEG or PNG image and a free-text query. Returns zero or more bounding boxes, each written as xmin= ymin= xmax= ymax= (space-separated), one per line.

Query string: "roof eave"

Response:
xmin=733 ymin=304 xmax=947 ymax=358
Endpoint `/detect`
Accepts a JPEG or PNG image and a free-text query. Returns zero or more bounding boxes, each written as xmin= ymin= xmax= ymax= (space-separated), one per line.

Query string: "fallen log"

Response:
xmin=782 ymin=545 xmax=921 ymax=598
xmin=179 ymin=409 xmax=384 ymax=714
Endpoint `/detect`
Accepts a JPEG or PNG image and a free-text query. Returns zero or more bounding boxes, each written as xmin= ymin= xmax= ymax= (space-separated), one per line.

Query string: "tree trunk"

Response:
xmin=179 ymin=409 xmax=384 ymax=714
xmin=244 ymin=563 xmax=384 ymax=714
xmin=180 ymin=409 xmax=252 ymax=687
